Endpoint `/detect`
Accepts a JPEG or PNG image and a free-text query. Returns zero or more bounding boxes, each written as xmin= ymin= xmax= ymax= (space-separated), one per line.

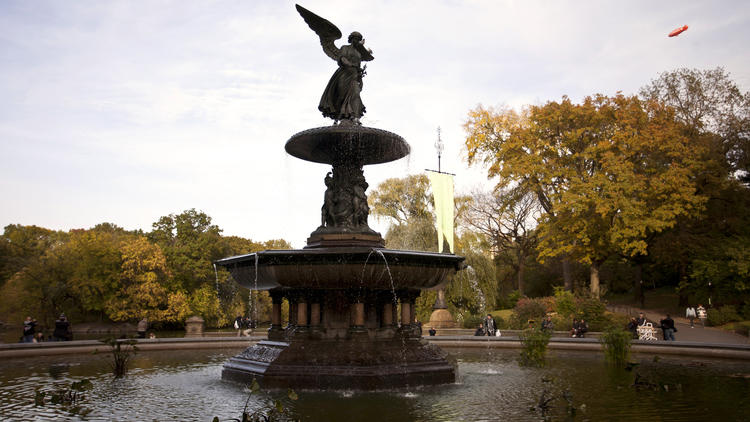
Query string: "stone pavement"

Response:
xmin=608 ymin=304 xmax=749 ymax=344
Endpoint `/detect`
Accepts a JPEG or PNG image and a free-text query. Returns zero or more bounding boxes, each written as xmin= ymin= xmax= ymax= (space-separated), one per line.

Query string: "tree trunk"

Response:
xmin=678 ymin=264 xmax=689 ymax=307
xmin=634 ymin=261 xmax=645 ymax=308
xmin=517 ymin=250 xmax=525 ymax=295
xmin=590 ymin=262 xmax=600 ymax=298
xmin=562 ymin=257 xmax=573 ymax=291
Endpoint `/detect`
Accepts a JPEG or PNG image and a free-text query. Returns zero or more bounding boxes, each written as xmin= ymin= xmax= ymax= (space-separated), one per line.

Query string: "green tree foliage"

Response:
xmin=640 ymin=68 xmax=750 ymax=308
xmin=0 ymin=224 xmax=67 ymax=289
xmin=464 ymin=94 xmax=708 ymax=297
xmin=369 ymin=175 xmax=498 ymax=323
xmin=148 ymin=209 xmax=227 ymax=292
xmin=65 ymin=230 xmax=123 ymax=317
xmin=370 ymin=174 xmax=437 ymax=251
xmin=0 ymin=212 xmax=290 ymax=328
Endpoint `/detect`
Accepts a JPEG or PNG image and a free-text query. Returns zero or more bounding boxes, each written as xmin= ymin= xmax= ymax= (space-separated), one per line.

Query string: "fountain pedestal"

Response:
xmin=216 ymin=125 xmax=465 ymax=389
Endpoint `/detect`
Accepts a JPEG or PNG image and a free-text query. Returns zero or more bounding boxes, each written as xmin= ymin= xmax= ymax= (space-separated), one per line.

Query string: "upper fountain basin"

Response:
xmin=214 ymin=247 xmax=465 ymax=290
xmin=285 ymin=126 xmax=410 ymax=165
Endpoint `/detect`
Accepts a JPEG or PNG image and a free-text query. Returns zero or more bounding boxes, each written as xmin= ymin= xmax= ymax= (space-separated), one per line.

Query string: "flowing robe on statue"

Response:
xmin=319 ymin=44 xmax=366 ymax=120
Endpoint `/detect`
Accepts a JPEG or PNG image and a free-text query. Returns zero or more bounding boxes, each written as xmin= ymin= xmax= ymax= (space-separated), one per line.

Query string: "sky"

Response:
xmin=2 ymin=0 xmax=750 ymax=248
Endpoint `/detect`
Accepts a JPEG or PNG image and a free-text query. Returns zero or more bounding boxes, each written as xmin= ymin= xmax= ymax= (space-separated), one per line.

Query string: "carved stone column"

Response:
xmin=268 ymin=290 xmax=285 ymax=341
xmin=400 ymin=300 xmax=411 ymax=327
xmin=310 ymin=302 xmax=321 ymax=326
xmin=352 ymin=302 xmax=365 ymax=327
xmin=297 ymin=301 xmax=308 ymax=327
xmin=382 ymin=302 xmax=393 ymax=326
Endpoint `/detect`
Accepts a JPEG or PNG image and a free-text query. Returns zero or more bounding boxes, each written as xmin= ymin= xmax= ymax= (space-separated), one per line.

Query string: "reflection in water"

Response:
xmin=0 ymin=347 xmax=749 ymax=421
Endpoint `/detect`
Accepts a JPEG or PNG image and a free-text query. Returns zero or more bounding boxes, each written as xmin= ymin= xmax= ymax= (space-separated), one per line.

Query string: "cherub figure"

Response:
xmin=296 ymin=4 xmax=374 ymax=125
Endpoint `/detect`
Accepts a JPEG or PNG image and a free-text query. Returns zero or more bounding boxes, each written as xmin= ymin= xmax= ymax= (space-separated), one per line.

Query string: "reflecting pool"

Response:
xmin=1 ymin=347 xmax=749 ymax=421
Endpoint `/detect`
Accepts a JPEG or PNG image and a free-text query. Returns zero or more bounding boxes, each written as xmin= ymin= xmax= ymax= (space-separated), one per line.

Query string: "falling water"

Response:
xmin=373 ymin=249 xmax=413 ymax=392
xmin=251 ymin=254 xmax=259 ymax=324
xmin=213 ymin=263 xmax=220 ymax=296
xmin=465 ymin=266 xmax=486 ymax=313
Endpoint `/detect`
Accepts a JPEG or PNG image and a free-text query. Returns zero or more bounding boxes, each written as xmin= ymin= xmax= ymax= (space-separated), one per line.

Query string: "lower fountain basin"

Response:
xmin=215 ymin=247 xmax=465 ymax=291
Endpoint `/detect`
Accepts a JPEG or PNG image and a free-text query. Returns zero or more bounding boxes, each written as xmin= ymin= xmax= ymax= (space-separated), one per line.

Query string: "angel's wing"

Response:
xmin=296 ymin=4 xmax=342 ymax=61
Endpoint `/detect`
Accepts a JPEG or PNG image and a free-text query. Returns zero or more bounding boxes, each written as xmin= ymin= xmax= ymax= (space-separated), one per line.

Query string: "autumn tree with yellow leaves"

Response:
xmin=464 ymin=94 xmax=708 ymax=297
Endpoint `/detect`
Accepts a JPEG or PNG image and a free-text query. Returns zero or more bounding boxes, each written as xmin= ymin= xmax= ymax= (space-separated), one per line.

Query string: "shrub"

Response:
xmin=514 ymin=298 xmax=548 ymax=323
xmin=578 ymin=296 xmax=607 ymax=328
xmin=707 ymin=305 xmax=741 ymax=326
xmin=553 ymin=287 xmax=576 ymax=318
xmin=462 ymin=314 xmax=484 ymax=329
xmin=519 ymin=328 xmax=551 ymax=367
xmin=600 ymin=328 xmax=632 ymax=367
xmin=741 ymin=303 xmax=750 ymax=320
xmin=730 ymin=321 xmax=750 ymax=336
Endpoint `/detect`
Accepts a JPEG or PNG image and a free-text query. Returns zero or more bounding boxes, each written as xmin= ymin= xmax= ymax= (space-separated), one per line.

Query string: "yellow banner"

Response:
xmin=427 ymin=171 xmax=454 ymax=253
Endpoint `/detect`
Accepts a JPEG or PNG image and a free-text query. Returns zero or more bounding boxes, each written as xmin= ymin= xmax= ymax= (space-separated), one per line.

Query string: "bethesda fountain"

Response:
xmin=215 ymin=4 xmax=465 ymax=390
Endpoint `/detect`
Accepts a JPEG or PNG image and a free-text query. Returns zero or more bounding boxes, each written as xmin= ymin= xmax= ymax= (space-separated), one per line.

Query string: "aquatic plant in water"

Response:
xmin=519 ymin=327 xmax=551 ymax=367
xmin=214 ymin=378 xmax=299 ymax=422
xmin=96 ymin=337 xmax=139 ymax=378
xmin=600 ymin=327 xmax=632 ymax=367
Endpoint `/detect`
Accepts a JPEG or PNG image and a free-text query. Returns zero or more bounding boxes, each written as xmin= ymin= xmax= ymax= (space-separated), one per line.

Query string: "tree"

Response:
xmin=148 ymin=209 xmax=227 ymax=292
xmin=370 ymin=174 xmax=498 ymax=320
xmin=463 ymin=187 xmax=539 ymax=295
xmin=640 ymin=68 xmax=750 ymax=307
xmin=464 ymin=94 xmax=708 ymax=297
xmin=0 ymin=224 xmax=67 ymax=288
xmin=640 ymin=67 xmax=750 ymax=181
xmin=65 ymin=230 xmax=123 ymax=318
xmin=104 ymin=236 xmax=184 ymax=323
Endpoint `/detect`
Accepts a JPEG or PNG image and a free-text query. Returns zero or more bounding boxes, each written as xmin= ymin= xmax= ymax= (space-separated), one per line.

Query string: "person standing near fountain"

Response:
xmin=52 ymin=314 xmax=72 ymax=341
xmin=697 ymin=304 xmax=707 ymax=327
xmin=21 ymin=316 xmax=36 ymax=343
xmin=137 ymin=317 xmax=148 ymax=339
xmin=686 ymin=306 xmax=697 ymax=328
xmin=660 ymin=314 xmax=676 ymax=341
xmin=483 ymin=314 xmax=496 ymax=336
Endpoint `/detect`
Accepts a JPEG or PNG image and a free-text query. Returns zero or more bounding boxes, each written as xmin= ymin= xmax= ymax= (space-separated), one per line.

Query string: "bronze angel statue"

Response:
xmin=296 ymin=4 xmax=374 ymax=125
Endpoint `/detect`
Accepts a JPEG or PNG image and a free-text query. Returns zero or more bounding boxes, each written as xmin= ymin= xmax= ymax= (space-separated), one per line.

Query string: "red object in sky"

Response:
xmin=669 ymin=25 xmax=688 ymax=37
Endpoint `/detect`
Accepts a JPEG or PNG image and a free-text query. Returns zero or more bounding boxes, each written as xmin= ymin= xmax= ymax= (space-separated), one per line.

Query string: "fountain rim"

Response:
xmin=214 ymin=247 xmax=466 ymax=269
xmin=284 ymin=125 xmax=410 ymax=165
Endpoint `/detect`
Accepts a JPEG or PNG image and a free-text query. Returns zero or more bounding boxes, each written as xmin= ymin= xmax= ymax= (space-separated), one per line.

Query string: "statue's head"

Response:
xmin=348 ymin=31 xmax=363 ymax=43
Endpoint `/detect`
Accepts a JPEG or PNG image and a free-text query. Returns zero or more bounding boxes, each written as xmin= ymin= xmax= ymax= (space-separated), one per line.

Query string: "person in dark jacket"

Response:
xmin=660 ymin=314 xmax=676 ymax=341
xmin=483 ymin=314 xmax=496 ymax=336
xmin=570 ymin=318 xmax=579 ymax=337
xmin=627 ymin=317 xmax=638 ymax=339
xmin=541 ymin=316 xmax=554 ymax=332
xmin=22 ymin=316 xmax=37 ymax=343
xmin=576 ymin=318 xmax=589 ymax=338
xmin=474 ymin=324 xmax=485 ymax=336
xmin=53 ymin=314 xmax=72 ymax=341
xmin=428 ymin=327 xmax=437 ymax=336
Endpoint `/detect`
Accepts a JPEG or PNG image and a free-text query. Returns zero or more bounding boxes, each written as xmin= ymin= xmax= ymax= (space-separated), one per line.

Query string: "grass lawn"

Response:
xmin=490 ymin=309 xmax=513 ymax=321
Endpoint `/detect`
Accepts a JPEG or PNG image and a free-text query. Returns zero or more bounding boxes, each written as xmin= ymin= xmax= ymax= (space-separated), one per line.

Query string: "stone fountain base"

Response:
xmin=222 ymin=337 xmax=455 ymax=390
